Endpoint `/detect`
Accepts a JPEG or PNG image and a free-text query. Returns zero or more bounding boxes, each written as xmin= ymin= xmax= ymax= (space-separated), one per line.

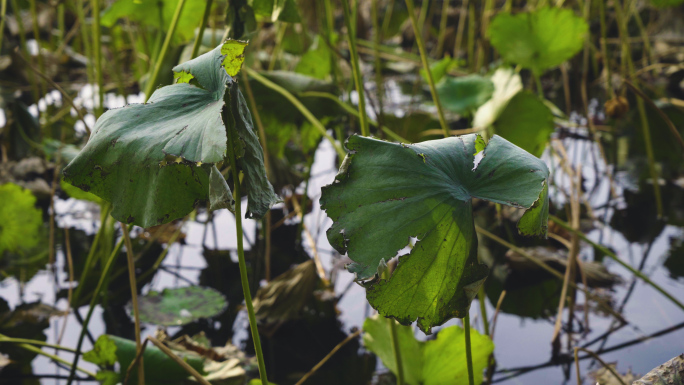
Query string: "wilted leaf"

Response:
xmin=634 ymin=354 xmax=683 ymax=385
xmin=489 ymin=7 xmax=588 ymax=75
xmin=136 ymin=286 xmax=227 ymax=326
xmin=253 ymin=260 xmax=320 ymax=323
xmin=321 ymin=135 xmax=549 ymax=332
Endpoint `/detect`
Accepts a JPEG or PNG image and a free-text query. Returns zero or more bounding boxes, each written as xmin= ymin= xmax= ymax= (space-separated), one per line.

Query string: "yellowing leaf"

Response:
xmin=221 ymin=40 xmax=249 ymax=77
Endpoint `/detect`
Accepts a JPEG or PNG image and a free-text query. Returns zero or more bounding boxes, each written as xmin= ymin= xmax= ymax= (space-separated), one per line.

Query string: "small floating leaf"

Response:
xmin=135 ymin=286 xmax=227 ymax=326
xmin=321 ymin=135 xmax=549 ymax=332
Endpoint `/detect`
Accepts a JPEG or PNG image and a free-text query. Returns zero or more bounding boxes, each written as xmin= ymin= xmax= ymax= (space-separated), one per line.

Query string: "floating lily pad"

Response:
xmin=136 ymin=286 xmax=228 ymax=326
xmin=489 ymin=7 xmax=588 ymax=75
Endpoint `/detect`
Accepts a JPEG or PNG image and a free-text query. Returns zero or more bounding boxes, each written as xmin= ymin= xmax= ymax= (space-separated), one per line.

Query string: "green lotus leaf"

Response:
xmin=363 ymin=315 xmax=424 ymax=385
xmin=135 ymin=286 xmax=227 ymax=326
xmin=63 ymin=41 xmax=277 ymax=227
xmin=0 ymin=183 xmax=42 ymax=256
xmin=321 ymin=135 xmax=549 ymax=332
xmin=422 ymin=323 xmax=494 ymax=385
xmin=489 ymin=7 xmax=588 ymax=75
xmin=493 ymin=91 xmax=555 ymax=158
xmin=436 ymin=75 xmax=494 ymax=116
xmin=363 ymin=315 xmax=494 ymax=384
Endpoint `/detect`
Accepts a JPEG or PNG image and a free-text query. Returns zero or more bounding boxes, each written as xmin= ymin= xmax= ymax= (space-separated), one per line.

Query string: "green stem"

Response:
xmin=342 ymin=0 xmax=369 ymax=136
xmin=122 ymin=223 xmax=145 ymax=385
xmin=0 ymin=0 xmax=8 ymax=53
xmin=478 ymin=285 xmax=490 ymax=336
xmin=190 ymin=0 xmax=213 ymax=60
xmin=382 ymin=269 xmax=404 ymax=384
xmin=245 ymin=68 xmax=345 ymax=158
xmin=404 ymin=0 xmax=449 ymax=137
xmin=144 ymin=0 xmax=187 ymax=101
xmin=67 ymin=237 xmax=124 ymax=385
xmin=534 ymin=72 xmax=543 ymax=97
xmin=72 ymin=203 xmax=112 ymax=306
xmin=371 ymin=0 xmax=384 ymax=137
xmin=435 ymin=0 xmax=449 ymax=56
xmin=0 ymin=336 xmax=77 ymax=352
xmin=550 ymin=216 xmax=684 ymax=312
xmin=298 ymin=91 xmax=408 ymax=143
xmin=10 ymin=0 xmax=39 ymax=102
xmin=91 ymin=0 xmax=103 ymax=117
xmin=612 ymin=0 xmax=662 ymax=217
xmin=0 ymin=334 xmax=96 ymax=378
xmin=226 ymin=129 xmax=268 ymax=383
xmin=388 ymin=318 xmax=405 ymax=385
xmin=464 ymin=313 xmax=475 ymax=385
xmin=75 ymin=0 xmax=94 ymax=88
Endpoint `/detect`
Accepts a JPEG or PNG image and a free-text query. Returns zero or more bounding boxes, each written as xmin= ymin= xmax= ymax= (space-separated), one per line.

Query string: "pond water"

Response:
xmin=1 ymin=81 xmax=683 ymax=385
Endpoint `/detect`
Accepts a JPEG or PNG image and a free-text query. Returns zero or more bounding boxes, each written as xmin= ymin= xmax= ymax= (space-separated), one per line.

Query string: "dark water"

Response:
xmin=1 ymin=85 xmax=683 ymax=385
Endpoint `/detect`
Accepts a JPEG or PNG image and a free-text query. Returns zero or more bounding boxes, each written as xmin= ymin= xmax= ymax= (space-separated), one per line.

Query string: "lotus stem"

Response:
xmin=190 ymin=0 xmax=213 ymax=60
xmin=342 ymin=0 xmax=369 ymax=137
xmin=122 ymin=223 xmax=145 ymax=385
xmin=404 ymin=0 xmax=449 ymax=137
xmin=144 ymin=0 xmax=187 ymax=101
xmin=226 ymin=130 xmax=269 ymax=383
xmin=244 ymin=68 xmax=346 ymax=158
xmin=91 ymin=0 xmax=103 ymax=116
xmin=66 ymin=237 xmax=124 ymax=385
xmin=464 ymin=313 xmax=475 ymax=385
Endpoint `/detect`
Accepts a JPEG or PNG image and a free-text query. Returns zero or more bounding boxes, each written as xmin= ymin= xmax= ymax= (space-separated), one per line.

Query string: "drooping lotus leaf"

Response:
xmin=63 ymin=41 xmax=277 ymax=227
xmin=0 ymin=183 xmax=42 ymax=255
xmin=321 ymin=135 xmax=549 ymax=333
xmin=436 ymin=75 xmax=494 ymax=116
xmin=135 ymin=286 xmax=227 ymax=326
xmin=489 ymin=7 xmax=588 ymax=75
